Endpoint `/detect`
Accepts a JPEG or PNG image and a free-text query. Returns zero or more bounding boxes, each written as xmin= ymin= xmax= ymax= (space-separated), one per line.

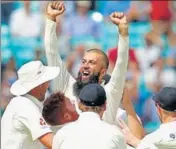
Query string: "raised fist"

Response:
xmin=46 ymin=1 xmax=65 ymax=21
xmin=110 ymin=12 xmax=127 ymax=25
xmin=110 ymin=12 xmax=128 ymax=36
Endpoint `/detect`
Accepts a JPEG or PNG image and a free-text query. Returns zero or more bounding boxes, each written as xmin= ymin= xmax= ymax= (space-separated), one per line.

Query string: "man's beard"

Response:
xmin=73 ymin=72 xmax=100 ymax=98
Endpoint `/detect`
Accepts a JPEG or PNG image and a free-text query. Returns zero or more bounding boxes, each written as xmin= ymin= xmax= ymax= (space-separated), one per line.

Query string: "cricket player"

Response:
xmin=1 ymin=61 xmax=60 ymax=149
xmin=45 ymin=1 xmax=129 ymax=125
xmin=118 ymin=87 xmax=176 ymax=149
xmin=52 ymin=84 xmax=127 ymax=149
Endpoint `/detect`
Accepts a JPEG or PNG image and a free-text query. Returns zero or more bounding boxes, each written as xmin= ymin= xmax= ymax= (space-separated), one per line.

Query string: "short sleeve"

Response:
xmin=17 ymin=102 xmax=52 ymax=141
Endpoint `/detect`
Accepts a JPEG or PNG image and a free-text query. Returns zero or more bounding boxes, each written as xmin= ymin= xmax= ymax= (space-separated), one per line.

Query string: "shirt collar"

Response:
xmin=24 ymin=94 xmax=43 ymax=110
xmin=51 ymin=122 xmax=71 ymax=132
xmin=160 ymin=121 xmax=176 ymax=130
xmin=78 ymin=112 xmax=101 ymax=121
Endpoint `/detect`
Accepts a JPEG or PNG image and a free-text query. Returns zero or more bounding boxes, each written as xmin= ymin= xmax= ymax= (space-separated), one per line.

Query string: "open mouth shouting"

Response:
xmin=81 ymin=70 xmax=91 ymax=81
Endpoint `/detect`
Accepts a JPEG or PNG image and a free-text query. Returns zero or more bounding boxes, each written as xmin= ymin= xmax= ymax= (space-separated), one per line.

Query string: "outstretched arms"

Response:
xmin=45 ymin=2 xmax=76 ymax=93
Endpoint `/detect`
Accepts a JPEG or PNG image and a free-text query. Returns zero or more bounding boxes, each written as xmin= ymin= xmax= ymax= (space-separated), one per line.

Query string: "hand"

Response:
xmin=46 ymin=1 xmax=65 ymax=22
xmin=118 ymin=118 xmax=141 ymax=147
xmin=109 ymin=12 xmax=128 ymax=36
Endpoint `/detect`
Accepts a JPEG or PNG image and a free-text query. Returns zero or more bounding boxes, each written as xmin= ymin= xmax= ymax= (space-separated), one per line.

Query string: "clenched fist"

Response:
xmin=110 ymin=12 xmax=128 ymax=37
xmin=46 ymin=1 xmax=65 ymax=22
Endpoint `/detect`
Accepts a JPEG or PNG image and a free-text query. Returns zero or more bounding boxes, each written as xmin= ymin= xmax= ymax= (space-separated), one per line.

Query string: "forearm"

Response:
xmin=110 ymin=34 xmax=129 ymax=93
xmin=44 ymin=18 xmax=71 ymax=92
xmin=45 ymin=18 xmax=59 ymax=56
xmin=103 ymin=34 xmax=129 ymax=124
xmin=124 ymin=101 xmax=145 ymax=139
xmin=39 ymin=132 xmax=54 ymax=149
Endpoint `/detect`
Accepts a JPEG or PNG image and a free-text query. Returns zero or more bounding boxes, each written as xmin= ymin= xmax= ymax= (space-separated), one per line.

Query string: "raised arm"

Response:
xmin=122 ymin=87 xmax=145 ymax=139
xmin=45 ymin=2 xmax=75 ymax=93
xmin=103 ymin=12 xmax=129 ymax=124
xmin=108 ymin=12 xmax=129 ymax=95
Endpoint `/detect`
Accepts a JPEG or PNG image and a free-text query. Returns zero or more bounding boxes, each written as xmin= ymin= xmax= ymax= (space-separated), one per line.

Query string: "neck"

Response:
xmin=162 ymin=115 xmax=176 ymax=123
xmin=28 ymin=91 xmax=41 ymax=101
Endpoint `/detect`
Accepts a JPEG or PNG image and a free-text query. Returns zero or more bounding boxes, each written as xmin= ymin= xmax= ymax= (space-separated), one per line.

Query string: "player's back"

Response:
xmin=53 ymin=112 xmax=127 ymax=149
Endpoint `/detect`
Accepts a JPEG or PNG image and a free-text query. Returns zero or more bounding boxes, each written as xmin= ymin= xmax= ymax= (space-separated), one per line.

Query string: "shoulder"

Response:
xmin=6 ymin=96 xmax=31 ymax=109
xmin=15 ymin=96 xmax=40 ymax=116
xmin=17 ymin=96 xmax=37 ymax=107
xmin=142 ymin=129 xmax=162 ymax=143
xmin=101 ymin=120 xmax=123 ymax=135
xmin=105 ymin=124 xmax=125 ymax=143
xmin=53 ymin=123 xmax=76 ymax=149
xmin=54 ymin=122 xmax=76 ymax=139
xmin=3 ymin=96 xmax=39 ymax=118
xmin=11 ymin=9 xmax=23 ymax=18
xmin=57 ymin=122 xmax=76 ymax=134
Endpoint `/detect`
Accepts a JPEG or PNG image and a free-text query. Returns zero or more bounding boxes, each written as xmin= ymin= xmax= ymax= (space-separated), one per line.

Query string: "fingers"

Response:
xmin=51 ymin=1 xmax=64 ymax=10
xmin=117 ymin=118 xmax=129 ymax=131
xmin=62 ymin=4 xmax=66 ymax=12
xmin=58 ymin=2 xmax=63 ymax=10
xmin=111 ymin=12 xmax=124 ymax=19
xmin=52 ymin=1 xmax=57 ymax=8
xmin=117 ymin=118 xmax=125 ymax=129
xmin=55 ymin=1 xmax=60 ymax=9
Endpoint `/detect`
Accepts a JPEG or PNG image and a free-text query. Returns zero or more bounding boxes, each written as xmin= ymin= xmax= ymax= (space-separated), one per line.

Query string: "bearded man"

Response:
xmin=45 ymin=1 xmax=129 ymax=125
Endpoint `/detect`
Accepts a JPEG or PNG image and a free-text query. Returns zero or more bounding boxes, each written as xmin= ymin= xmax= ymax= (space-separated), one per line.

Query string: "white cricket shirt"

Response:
xmin=1 ymin=94 xmax=52 ymax=149
xmin=137 ymin=121 xmax=176 ymax=149
xmin=45 ymin=18 xmax=129 ymax=125
xmin=52 ymin=112 xmax=127 ymax=149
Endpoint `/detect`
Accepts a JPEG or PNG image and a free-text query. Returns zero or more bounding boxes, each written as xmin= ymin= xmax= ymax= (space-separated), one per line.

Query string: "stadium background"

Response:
xmin=1 ymin=1 xmax=176 ymax=134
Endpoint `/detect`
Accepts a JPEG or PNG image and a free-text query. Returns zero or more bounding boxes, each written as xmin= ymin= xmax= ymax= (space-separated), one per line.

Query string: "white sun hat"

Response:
xmin=10 ymin=61 xmax=60 ymax=96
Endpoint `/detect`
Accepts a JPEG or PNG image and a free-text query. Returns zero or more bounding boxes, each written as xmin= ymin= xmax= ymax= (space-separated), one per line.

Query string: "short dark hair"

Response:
xmin=87 ymin=49 xmax=109 ymax=69
xmin=42 ymin=92 xmax=65 ymax=126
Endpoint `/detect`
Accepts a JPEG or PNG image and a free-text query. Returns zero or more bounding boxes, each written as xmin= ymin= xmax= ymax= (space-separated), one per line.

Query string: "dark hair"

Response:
xmin=87 ymin=49 xmax=109 ymax=69
xmin=42 ymin=92 xmax=65 ymax=126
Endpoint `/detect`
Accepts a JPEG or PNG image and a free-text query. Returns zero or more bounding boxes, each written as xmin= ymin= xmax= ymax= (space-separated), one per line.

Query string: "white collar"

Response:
xmin=78 ymin=112 xmax=101 ymax=121
xmin=160 ymin=121 xmax=176 ymax=130
xmin=24 ymin=94 xmax=43 ymax=110
xmin=51 ymin=123 xmax=69 ymax=132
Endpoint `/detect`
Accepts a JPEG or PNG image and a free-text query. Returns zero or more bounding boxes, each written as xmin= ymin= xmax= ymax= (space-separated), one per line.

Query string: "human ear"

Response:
xmin=63 ymin=113 xmax=72 ymax=122
xmin=99 ymin=69 xmax=107 ymax=83
xmin=101 ymin=68 xmax=107 ymax=76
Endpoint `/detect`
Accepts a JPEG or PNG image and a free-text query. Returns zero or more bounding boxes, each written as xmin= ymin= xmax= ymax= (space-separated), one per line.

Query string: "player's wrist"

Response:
xmin=118 ymin=24 xmax=128 ymax=37
xmin=46 ymin=15 xmax=56 ymax=22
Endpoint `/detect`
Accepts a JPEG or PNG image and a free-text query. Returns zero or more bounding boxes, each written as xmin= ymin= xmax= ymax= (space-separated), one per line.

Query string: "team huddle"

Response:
xmin=1 ymin=1 xmax=176 ymax=149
